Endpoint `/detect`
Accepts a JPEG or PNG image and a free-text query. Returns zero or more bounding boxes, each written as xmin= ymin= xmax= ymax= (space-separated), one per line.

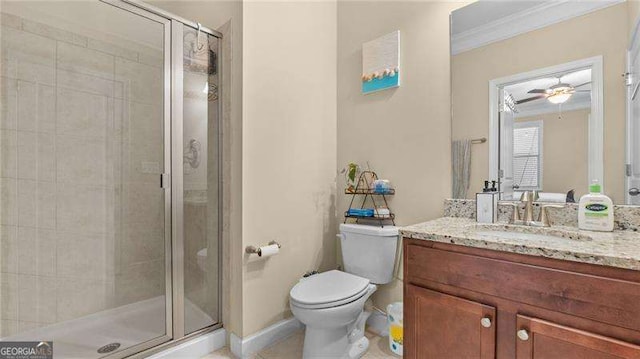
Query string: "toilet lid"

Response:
xmin=289 ymin=270 xmax=370 ymax=306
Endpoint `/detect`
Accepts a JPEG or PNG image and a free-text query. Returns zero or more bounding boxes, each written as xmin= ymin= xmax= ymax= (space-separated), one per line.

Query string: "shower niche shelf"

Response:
xmin=343 ymin=171 xmax=395 ymax=227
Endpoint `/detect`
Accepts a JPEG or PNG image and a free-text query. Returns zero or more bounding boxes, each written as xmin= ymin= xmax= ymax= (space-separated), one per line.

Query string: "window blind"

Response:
xmin=513 ymin=123 xmax=541 ymax=189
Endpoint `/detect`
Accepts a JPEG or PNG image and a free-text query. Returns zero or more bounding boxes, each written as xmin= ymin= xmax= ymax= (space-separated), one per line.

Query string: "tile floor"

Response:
xmin=201 ymin=330 xmax=398 ymax=359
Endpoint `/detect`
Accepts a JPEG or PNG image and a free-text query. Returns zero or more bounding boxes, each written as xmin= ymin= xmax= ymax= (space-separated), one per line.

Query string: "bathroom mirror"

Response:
xmin=450 ymin=1 xmax=640 ymax=205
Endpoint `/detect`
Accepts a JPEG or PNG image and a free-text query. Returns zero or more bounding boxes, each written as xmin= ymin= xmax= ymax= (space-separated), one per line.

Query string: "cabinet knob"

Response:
xmin=517 ymin=329 xmax=530 ymax=341
xmin=480 ymin=317 xmax=492 ymax=328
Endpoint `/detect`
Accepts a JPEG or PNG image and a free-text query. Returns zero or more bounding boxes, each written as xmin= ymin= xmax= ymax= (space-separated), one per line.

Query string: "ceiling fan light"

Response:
xmin=547 ymin=92 xmax=572 ymax=104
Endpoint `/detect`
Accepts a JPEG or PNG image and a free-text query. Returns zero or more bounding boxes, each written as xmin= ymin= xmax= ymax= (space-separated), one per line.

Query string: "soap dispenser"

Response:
xmin=578 ymin=180 xmax=614 ymax=232
xmin=476 ymin=180 xmax=499 ymax=223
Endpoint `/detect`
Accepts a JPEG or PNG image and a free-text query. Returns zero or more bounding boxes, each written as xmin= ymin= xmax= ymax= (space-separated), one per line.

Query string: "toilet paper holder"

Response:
xmin=245 ymin=241 xmax=281 ymax=256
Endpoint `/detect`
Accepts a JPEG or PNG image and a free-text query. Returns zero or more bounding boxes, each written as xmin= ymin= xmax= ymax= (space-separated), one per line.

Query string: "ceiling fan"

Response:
xmin=516 ymin=79 xmax=591 ymax=105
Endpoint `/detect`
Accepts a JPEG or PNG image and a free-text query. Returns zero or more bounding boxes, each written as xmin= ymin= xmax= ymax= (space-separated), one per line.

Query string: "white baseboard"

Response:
xmin=147 ymin=328 xmax=226 ymax=359
xmin=366 ymin=309 xmax=388 ymax=337
xmin=230 ymin=317 xmax=304 ymax=358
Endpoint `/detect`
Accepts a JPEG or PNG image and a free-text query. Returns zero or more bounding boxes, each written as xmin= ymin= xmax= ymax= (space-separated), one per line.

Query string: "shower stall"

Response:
xmin=0 ymin=1 xmax=222 ymax=357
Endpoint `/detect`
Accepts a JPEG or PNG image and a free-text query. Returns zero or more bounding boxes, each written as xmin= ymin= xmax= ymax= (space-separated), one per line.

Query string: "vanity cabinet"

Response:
xmin=404 ymin=239 xmax=640 ymax=359
xmin=515 ymin=315 xmax=640 ymax=359
xmin=406 ymin=285 xmax=496 ymax=358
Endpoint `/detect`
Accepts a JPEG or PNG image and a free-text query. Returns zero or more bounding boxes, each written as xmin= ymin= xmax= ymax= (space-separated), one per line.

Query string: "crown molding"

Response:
xmin=451 ymin=0 xmax=624 ymax=56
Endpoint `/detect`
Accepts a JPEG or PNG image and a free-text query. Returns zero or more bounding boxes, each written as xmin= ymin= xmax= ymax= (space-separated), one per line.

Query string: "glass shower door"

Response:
xmin=180 ymin=25 xmax=221 ymax=336
xmin=0 ymin=1 xmax=171 ymax=357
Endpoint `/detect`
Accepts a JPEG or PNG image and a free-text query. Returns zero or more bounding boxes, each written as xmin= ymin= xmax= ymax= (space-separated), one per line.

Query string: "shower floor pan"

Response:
xmin=1 ymin=296 xmax=213 ymax=359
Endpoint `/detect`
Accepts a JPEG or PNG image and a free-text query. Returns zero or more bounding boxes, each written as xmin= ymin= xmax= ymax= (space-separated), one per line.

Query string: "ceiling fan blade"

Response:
xmin=573 ymin=81 xmax=592 ymax=88
xmin=516 ymin=95 xmax=547 ymax=104
xmin=527 ymin=89 xmax=548 ymax=94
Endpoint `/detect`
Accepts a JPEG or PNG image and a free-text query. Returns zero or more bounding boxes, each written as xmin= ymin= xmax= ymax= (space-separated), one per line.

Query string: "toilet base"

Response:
xmin=302 ymin=326 xmax=370 ymax=359
xmin=347 ymin=336 xmax=370 ymax=359
xmin=301 ymin=307 xmax=372 ymax=359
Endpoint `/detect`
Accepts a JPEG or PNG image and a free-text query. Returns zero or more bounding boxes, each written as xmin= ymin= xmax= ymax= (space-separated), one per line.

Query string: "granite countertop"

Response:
xmin=401 ymin=217 xmax=640 ymax=271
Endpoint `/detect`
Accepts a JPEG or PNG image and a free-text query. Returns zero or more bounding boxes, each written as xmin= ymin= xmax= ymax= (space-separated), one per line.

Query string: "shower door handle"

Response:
xmin=160 ymin=173 xmax=170 ymax=189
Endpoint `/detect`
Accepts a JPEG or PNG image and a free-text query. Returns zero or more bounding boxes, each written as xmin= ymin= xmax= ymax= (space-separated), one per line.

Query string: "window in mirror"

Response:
xmin=513 ymin=121 xmax=543 ymax=191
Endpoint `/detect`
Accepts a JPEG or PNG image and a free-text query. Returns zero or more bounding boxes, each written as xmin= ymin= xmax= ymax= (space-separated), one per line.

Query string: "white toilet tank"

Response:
xmin=339 ymin=223 xmax=399 ymax=285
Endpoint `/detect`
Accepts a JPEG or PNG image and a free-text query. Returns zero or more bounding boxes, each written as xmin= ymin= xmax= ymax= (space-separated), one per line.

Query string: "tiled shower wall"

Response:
xmin=0 ymin=13 xmax=164 ymax=336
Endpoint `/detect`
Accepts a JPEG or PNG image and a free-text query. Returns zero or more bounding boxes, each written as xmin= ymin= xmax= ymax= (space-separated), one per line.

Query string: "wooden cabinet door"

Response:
xmin=405 ymin=284 xmax=496 ymax=359
xmin=516 ymin=315 xmax=640 ymax=359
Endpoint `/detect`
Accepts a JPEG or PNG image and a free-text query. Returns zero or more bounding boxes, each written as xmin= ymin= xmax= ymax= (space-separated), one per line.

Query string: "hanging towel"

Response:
xmin=452 ymin=139 xmax=472 ymax=199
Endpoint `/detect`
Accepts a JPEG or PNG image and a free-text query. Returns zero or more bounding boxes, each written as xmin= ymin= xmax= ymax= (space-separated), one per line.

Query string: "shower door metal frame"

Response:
xmin=95 ymin=1 xmax=224 ymax=358
xmin=169 ymin=18 xmax=224 ymax=342
xmin=93 ymin=0 xmax=174 ymax=357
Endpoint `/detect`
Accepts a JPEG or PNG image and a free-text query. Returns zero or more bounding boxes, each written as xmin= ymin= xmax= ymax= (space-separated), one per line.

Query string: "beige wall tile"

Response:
xmin=115 ymin=57 xmax=163 ymax=105
xmin=2 ymin=81 xmax=51 ymax=133
xmin=0 ymin=226 xmax=18 ymax=273
xmin=120 ymin=225 xmax=164 ymax=266
xmin=17 ymin=321 xmax=44 ymax=332
xmin=56 ymin=88 xmax=109 ymax=138
xmin=124 ymin=183 xmax=164 ymax=226
xmin=36 ymin=133 xmax=55 ymax=180
xmin=0 ymin=177 xmax=17 ymax=225
xmin=56 ymin=183 xmax=106 ymax=233
xmin=21 ymin=19 xmax=87 ymax=47
xmin=56 ymin=277 xmax=113 ymax=321
xmin=0 ymin=26 xmax=56 ymax=68
xmin=36 ymin=181 xmax=55 ymax=229
xmin=0 ymin=59 xmax=55 ymax=86
xmin=18 ymin=274 xmax=56 ymax=324
xmin=36 ymin=85 xmax=55 ymax=133
xmin=57 ymin=231 xmax=114 ymax=280
xmin=137 ymin=49 xmax=163 ymax=68
xmin=16 ymin=81 xmax=36 ymax=132
xmin=57 ymin=69 xmax=114 ymax=98
xmin=114 ymin=259 xmax=164 ymax=306
xmin=17 ymin=131 xmax=36 ymax=180
xmin=17 ymin=179 xmax=35 ymax=227
xmin=1 ymin=273 xmax=18 ymax=320
xmin=16 ymin=180 xmax=55 ymax=229
xmin=7 ymin=82 xmax=54 ymax=134
xmin=18 ymin=227 xmax=55 ymax=276
xmin=1 ymin=130 xmax=17 ymax=178
xmin=0 ymin=13 xmax=22 ymax=30
xmin=128 ymin=101 xmax=163 ymax=183
xmin=87 ymin=38 xmax=138 ymax=62
xmin=0 ymin=78 xmax=18 ymax=130
xmin=57 ymin=42 xmax=115 ymax=81
xmin=17 ymin=227 xmax=37 ymax=276
xmin=0 ymin=320 xmax=18 ymax=337
xmin=56 ymin=134 xmax=106 ymax=185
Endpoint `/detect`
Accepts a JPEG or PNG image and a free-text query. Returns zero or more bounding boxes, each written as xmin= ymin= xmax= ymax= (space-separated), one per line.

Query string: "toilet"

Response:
xmin=289 ymin=223 xmax=399 ymax=359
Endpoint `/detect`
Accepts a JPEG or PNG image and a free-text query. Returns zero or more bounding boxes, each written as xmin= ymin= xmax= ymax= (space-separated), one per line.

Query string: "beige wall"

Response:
xmin=452 ymin=3 xmax=628 ymax=203
xmin=241 ymin=1 xmax=337 ymax=337
xmin=337 ymin=1 xmax=466 ymax=311
xmin=515 ymin=109 xmax=590 ymax=199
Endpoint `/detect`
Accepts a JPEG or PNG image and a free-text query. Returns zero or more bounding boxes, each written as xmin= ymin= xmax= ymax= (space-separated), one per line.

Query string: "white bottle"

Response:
xmin=578 ymin=181 xmax=614 ymax=232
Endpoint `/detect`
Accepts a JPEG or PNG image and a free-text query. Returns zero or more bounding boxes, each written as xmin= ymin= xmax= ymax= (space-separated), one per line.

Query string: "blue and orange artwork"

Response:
xmin=362 ymin=31 xmax=400 ymax=94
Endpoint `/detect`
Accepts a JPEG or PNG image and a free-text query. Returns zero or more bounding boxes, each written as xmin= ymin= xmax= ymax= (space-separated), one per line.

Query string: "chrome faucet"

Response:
xmin=521 ymin=191 xmax=538 ymax=223
xmin=508 ymin=191 xmax=563 ymax=227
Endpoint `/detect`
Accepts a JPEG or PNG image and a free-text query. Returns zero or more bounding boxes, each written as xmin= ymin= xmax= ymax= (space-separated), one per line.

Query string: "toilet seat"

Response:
xmin=290 ymin=270 xmax=370 ymax=310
